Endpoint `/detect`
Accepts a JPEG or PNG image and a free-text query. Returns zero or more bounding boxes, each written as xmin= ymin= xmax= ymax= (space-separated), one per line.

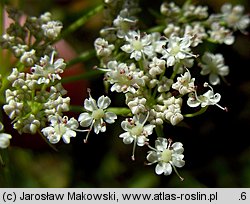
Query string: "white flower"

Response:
xmin=148 ymin=57 xmax=166 ymax=78
xmin=113 ymin=9 xmax=137 ymax=38
xmin=157 ymin=76 xmax=173 ymax=93
xmin=164 ymin=104 xmax=183 ymax=125
xmin=94 ymin=38 xmax=115 ymax=57
xmin=31 ymin=52 xmax=66 ymax=84
xmin=127 ymin=97 xmax=147 ymax=114
xmin=146 ymin=137 xmax=185 ymax=180
xmin=3 ymin=99 xmax=23 ymax=120
xmin=221 ymin=3 xmax=250 ymax=32
xmin=104 ymin=61 xmax=145 ymax=93
xmin=78 ymin=93 xmax=117 ymax=143
xmin=172 ymin=70 xmax=195 ymax=95
xmin=208 ymin=22 xmax=235 ymax=45
xmin=199 ymin=52 xmax=229 ymax=85
xmin=119 ymin=113 xmax=155 ymax=160
xmin=184 ymin=24 xmax=207 ymax=47
xmin=162 ymin=35 xmax=195 ymax=67
xmin=41 ymin=20 xmax=62 ymax=40
xmin=42 ymin=115 xmax=79 ymax=144
xmin=187 ymin=82 xmax=227 ymax=111
xmin=20 ymin=49 xmax=37 ymax=66
xmin=121 ymin=31 xmax=154 ymax=61
xmin=0 ymin=122 xmax=12 ymax=149
xmin=163 ymin=24 xmax=180 ymax=38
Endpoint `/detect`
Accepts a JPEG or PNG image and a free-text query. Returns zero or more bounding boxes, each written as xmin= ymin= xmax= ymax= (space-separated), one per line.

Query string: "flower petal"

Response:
xmin=104 ymin=112 xmax=117 ymax=124
xmin=97 ymin=95 xmax=111 ymax=109
xmin=84 ymin=97 xmax=97 ymax=112
xmin=146 ymin=151 xmax=159 ymax=163
xmin=78 ymin=112 xmax=93 ymax=127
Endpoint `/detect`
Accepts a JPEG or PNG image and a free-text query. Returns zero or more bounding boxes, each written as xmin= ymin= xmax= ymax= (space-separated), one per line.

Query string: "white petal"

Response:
xmin=119 ymin=131 xmax=130 ymax=139
xmin=84 ymin=97 xmax=97 ymax=112
xmin=123 ymin=135 xmax=134 ymax=144
xmin=167 ymin=56 xmax=175 ymax=66
xmin=97 ymin=95 xmax=111 ymax=109
xmin=78 ymin=112 xmax=93 ymax=127
xmin=187 ymin=97 xmax=200 ymax=107
xmin=48 ymin=134 xmax=61 ymax=144
xmin=172 ymin=142 xmax=184 ymax=154
xmin=93 ymin=120 xmax=102 ymax=134
xmin=121 ymin=44 xmax=134 ymax=53
xmin=172 ymin=156 xmax=185 ymax=168
xmin=104 ymin=112 xmax=117 ymax=124
xmin=146 ymin=151 xmax=159 ymax=163
xmin=137 ymin=136 xmax=148 ymax=146
xmin=209 ymin=73 xmax=220 ymax=85
xmin=143 ymin=124 xmax=155 ymax=135
xmin=155 ymin=137 xmax=168 ymax=151
xmin=163 ymin=163 xmax=173 ymax=175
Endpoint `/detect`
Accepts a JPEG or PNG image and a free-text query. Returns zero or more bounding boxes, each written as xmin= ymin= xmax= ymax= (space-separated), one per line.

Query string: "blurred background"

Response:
xmin=0 ymin=0 xmax=250 ymax=187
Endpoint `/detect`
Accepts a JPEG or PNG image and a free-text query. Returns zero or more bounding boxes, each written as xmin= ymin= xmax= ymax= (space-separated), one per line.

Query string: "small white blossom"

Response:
xmin=208 ymin=22 xmax=235 ymax=45
xmin=3 ymin=100 xmax=23 ymax=120
xmin=121 ymin=31 xmax=154 ymax=61
xmin=127 ymin=97 xmax=147 ymax=114
xmin=160 ymin=2 xmax=181 ymax=16
xmin=147 ymin=137 xmax=185 ymax=180
xmin=78 ymin=93 xmax=117 ymax=143
xmin=163 ymin=24 xmax=180 ymax=38
xmin=20 ymin=49 xmax=37 ymax=66
xmin=119 ymin=113 xmax=155 ymax=160
xmin=183 ymin=4 xmax=208 ymax=19
xmin=148 ymin=57 xmax=166 ymax=78
xmin=164 ymin=104 xmax=183 ymax=125
xmin=94 ymin=38 xmax=115 ymax=57
xmin=221 ymin=3 xmax=250 ymax=32
xmin=199 ymin=52 xmax=229 ymax=85
xmin=31 ymin=53 xmax=66 ymax=84
xmin=172 ymin=70 xmax=195 ymax=95
xmin=162 ymin=35 xmax=195 ymax=67
xmin=41 ymin=21 xmax=63 ymax=40
xmin=42 ymin=115 xmax=79 ymax=144
xmin=12 ymin=44 xmax=28 ymax=57
xmin=113 ymin=9 xmax=137 ymax=38
xmin=184 ymin=24 xmax=207 ymax=47
xmin=187 ymin=83 xmax=227 ymax=111
xmin=157 ymin=76 xmax=173 ymax=93
xmin=0 ymin=122 xmax=12 ymax=149
xmin=104 ymin=61 xmax=144 ymax=93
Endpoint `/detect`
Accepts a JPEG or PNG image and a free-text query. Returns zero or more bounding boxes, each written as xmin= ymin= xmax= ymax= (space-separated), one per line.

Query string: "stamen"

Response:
xmin=131 ymin=137 xmax=137 ymax=161
xmin=142 ymin=111 xmax=150 ymax=126
xmin=172 ymin=164 xmax=184 ymax=181
xmin=83 ymin=120 xmax=94 ymax=143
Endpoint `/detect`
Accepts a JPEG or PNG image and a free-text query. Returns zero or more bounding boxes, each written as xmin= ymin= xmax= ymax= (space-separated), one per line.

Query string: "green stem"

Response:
xmin=138 ymin=59 xmax=144 ymax=71
xmin=184 ymin=106 xmax=208 ymax=117
xmin=61 ymin=4 xmax=103 ymax=39
xmin=170 ymin=63 xmax=180 ymax=80
xmin=145 ymin=25 xmax=165 ymax=33
xmin=69 ymin=105 xmax=85 ymax=113
xmin=61 ymin=69 xmax=103 ymax=84
xmin=66 ymin=49 xmax=96 ymax=67
xmin=155 ymin=125 xmax=164 ymax=138
xmin=0 ymin=153 xmax=4 ymax=167
xmin=106 ymin=107 xmax=132 ymax=116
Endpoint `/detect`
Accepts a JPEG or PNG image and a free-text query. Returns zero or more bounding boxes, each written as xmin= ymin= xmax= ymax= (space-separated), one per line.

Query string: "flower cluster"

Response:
xmin=0 ymin=0 xmax=249 ymax=180
xmin=91 ymin=0 xmax=249 ymax=178
xmin=0 ymin=8 xmax=62 ymax=67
